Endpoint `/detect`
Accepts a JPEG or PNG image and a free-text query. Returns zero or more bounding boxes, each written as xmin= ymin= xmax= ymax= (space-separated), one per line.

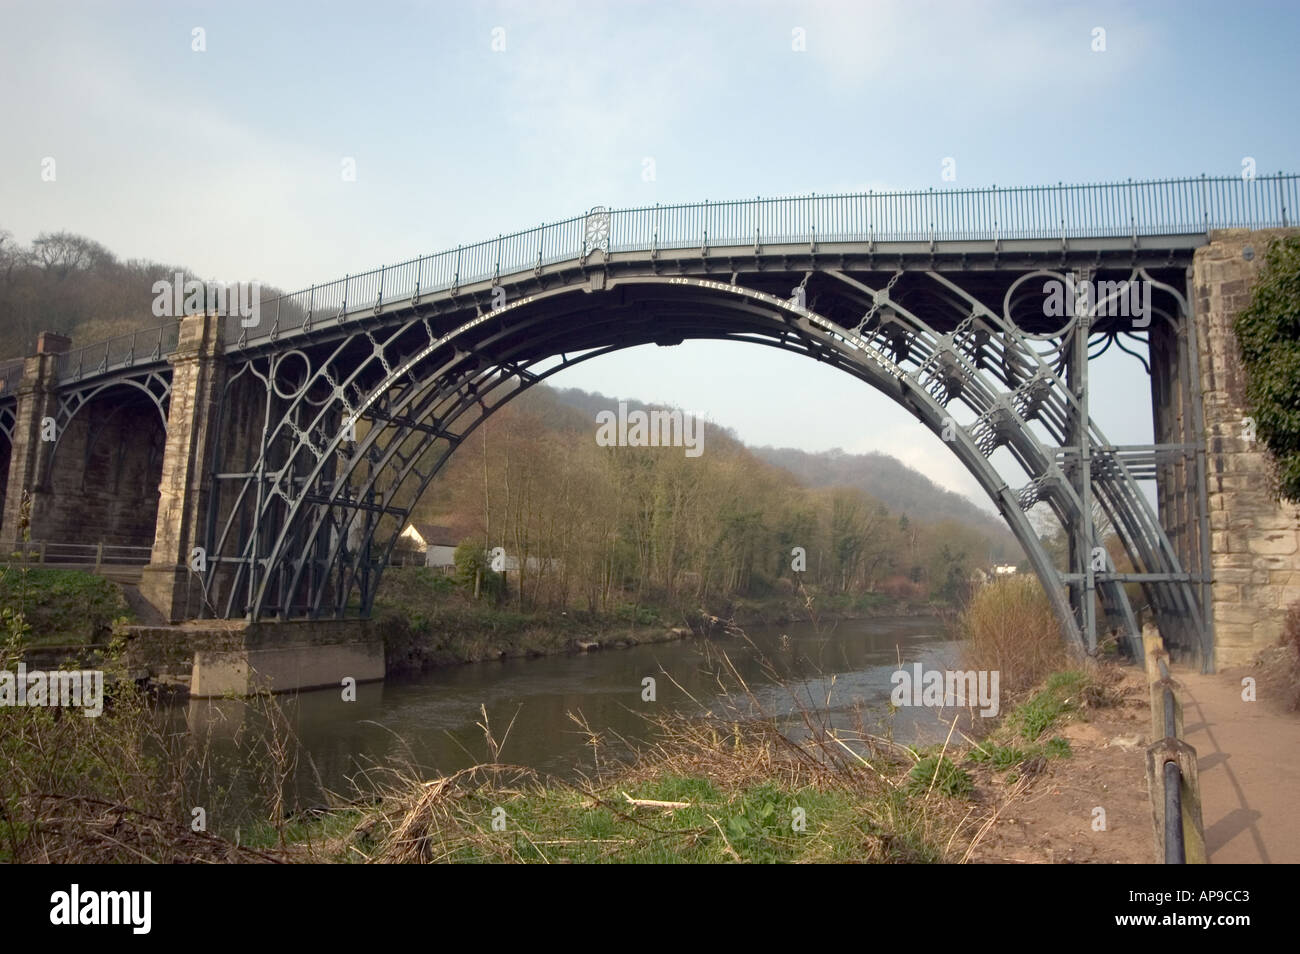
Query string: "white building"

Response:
xmin=398 ymin=522 xmax=459 ymax=568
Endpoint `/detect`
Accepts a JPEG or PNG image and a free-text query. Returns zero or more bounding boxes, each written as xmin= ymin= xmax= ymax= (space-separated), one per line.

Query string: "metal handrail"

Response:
xmin=0 ymin=360 xmax=24 ymax=398
xmin=1 ymin=540 xmax=153 ymax=567
xmin=49 ymin=320 xmax=180 ymax=387
xmin=1146 ymin=636 xmax=1204 ymax=863
xmin=232 ymin=175 xmax=1296 ymax=353
xmin=6 ymin=174 xmax=1296 ymax=386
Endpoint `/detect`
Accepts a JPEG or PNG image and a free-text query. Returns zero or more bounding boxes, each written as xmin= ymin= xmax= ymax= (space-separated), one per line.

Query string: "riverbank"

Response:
xmin=0 ymin=567 xmax=128 ymax=646
xmin=376 ymin=566 xmax=938 ymax=675
xmin=246 ymin=662 xmax=1135 ymax=863
xmin=0 ymin=573 xmax=1169 ymax=863
xmin=1 ymin=584 xmax=1157 ymax=863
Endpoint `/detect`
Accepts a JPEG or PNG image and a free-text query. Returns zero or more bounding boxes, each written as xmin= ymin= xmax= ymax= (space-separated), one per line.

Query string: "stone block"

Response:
xmin=1247 ymin=532 xmax=1298 ymax=556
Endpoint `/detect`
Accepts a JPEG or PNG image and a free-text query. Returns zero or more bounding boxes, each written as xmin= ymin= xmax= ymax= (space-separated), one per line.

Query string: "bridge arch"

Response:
xmin=201 ymin=270 xmax=1189 ymax=657
xmin=34 ymin=378 xmax=169 ymax=549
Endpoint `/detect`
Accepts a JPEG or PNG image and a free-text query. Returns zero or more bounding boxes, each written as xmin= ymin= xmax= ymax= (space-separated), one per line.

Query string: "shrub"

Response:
xmin=0 ymin=568 xmax=129 ymax=646
xmin=452 ymin=542 xmax=504 ymax=600
xmin=959 ymin=576 xmax=1068 ymax=693
xmin=880 ymin=575 xmax=925 ymax=600
xmin=1234 ymin=235 xmax=1300 ymax=502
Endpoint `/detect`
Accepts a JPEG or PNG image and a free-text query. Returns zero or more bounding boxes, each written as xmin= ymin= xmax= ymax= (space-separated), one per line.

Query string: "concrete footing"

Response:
xmin=124 ymin=618 xmax=384 ymax=697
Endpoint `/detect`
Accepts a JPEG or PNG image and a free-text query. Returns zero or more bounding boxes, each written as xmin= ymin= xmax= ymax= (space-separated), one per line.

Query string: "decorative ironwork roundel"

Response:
xmin=583 ymin=206 xmax=610 ymax=256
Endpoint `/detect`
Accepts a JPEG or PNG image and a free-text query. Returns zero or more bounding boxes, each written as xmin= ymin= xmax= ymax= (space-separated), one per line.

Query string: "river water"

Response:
xmin=178 ymin=615 xmax=967 ymax=818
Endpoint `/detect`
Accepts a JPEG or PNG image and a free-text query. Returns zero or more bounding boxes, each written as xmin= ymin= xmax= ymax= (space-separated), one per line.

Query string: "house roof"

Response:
xmin=407 ymin=522 xmax=458 ymax=547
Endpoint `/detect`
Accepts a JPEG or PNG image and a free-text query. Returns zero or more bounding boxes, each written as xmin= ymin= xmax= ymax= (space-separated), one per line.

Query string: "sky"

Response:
xmin=2 ymin=0 xmax=1297 ymax=513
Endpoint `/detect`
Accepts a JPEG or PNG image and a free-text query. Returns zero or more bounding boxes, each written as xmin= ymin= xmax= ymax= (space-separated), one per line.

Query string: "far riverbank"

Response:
xmin=376 ymin=567 xmax=943 ymax=674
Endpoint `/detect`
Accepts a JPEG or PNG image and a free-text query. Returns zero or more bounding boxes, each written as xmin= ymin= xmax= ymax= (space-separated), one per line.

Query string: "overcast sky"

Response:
xmin=2 ymin=0 xmax=1297 ymax=513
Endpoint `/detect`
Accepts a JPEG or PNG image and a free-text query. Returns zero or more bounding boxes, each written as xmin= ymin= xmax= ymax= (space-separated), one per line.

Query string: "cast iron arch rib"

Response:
xmin=197 ymin=273 xmax=1204 ymax=658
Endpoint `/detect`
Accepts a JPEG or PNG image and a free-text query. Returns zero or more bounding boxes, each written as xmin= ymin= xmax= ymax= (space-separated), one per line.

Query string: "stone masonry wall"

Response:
xmin=1193 ymin=228 xmax=1300 ymax=668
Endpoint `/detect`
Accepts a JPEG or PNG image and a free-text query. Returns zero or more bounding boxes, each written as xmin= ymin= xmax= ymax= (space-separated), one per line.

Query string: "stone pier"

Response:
xmin=138 ymin=312 xmax=227 ymax=621
xmin=1191 ymin=229 xmax=1300 ymax=668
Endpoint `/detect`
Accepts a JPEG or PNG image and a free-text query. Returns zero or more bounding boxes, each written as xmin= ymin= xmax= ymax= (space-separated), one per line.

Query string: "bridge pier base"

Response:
xmin=189 ymin=619 xmax=384 ymax=697
xmin=138 ymin=313 xmax=226 ymax=622
xmin=122 ymin=618 xmax=384 ymax=697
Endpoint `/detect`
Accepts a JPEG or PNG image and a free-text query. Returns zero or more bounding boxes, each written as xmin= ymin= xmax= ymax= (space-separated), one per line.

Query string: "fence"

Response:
xmin=54 ymin=320 xmax=181 ymax=387
xmin=0 ymin=360 xmax=24 ymax=399
xmin=1143 ymin=624 xmax=1206 ymax=863
xmin=2 ymin=541 xmax=153 ymax=570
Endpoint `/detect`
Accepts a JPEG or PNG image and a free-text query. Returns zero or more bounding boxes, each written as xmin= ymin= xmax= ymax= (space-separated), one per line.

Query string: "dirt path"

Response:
xmin=966 ymin=665 xmax=1155 ymax=863
xmin=1175 ymin=664 xmax=1300 ymax=864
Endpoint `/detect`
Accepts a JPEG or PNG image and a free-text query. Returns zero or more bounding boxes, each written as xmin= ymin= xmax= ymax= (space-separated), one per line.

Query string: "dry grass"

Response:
xmin=330 ymin=714 xmax=977 ymax=864
xmin=959 ymin=576 xmax=1071 ymax=693
xmin=12 ymin=794 xmax=285 ymax=864
xmin=322 ymin=636 xmax=1001 ymax=864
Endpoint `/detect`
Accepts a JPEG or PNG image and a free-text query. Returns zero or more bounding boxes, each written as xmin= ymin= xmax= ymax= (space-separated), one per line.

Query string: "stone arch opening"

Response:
xmin=38 ymin=383 xmax=168 ymax=551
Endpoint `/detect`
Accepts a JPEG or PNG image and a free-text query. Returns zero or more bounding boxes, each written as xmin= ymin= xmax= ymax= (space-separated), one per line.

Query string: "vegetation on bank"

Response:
xmin=393 ymin=385 xmax=1018 ymax=620
xmin=957 ymin=573 xmax=1070 ymax=693
xmin=324 ymin=720 xmax=954 ymax=864
xmin=374 ymin=565 xmax=920 ymax=672
xmin=376 ymin=567 xmax=686 ymax=671
xmin=0 ymin=566 xmax=128 ymax=647
xmin=0 ymin=573 xmax=1125 ymax=863
xmin=1234 ymin=233 xmax=1300 ymax=503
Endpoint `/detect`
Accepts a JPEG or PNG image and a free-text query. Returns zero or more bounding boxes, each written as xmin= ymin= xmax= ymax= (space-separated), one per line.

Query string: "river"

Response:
xmin=177 ymin=614 xmax=967 ymax=821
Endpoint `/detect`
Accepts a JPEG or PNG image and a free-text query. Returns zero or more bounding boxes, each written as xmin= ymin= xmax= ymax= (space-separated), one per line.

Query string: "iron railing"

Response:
xmin=226 ymin=173 xmax=1297 ymax=350
xmin=2 ymin=540 xmax=153 ymax=568
xmin=0 ymin=360 xmax=24 ymax=398
xmin=53 ymin=321 xmax=181 ymax=386
xmin=2 ymin=174 xmax=1293 ymax=387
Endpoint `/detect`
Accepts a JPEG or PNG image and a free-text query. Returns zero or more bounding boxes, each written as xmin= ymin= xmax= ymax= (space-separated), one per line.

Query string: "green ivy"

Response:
xmin=1234 ymin=236 xmax=1300 ymax=502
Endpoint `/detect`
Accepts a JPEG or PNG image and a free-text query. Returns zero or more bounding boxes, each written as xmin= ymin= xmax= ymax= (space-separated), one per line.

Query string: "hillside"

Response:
xmin=411 ymin=381 xmax=1022 ymax=610
xmin=752 ymin=445 xmax=1015 ymax=541
xmin=549 ymin=387 xmax=1019 ymax=557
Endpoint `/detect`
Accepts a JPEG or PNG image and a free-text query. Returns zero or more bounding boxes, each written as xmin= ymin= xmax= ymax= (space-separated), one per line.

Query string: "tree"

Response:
xmin=1234 ymin=235 xmax=1300 ymax=501
xmin=30 ymin=232 xmax=114 ymax=279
